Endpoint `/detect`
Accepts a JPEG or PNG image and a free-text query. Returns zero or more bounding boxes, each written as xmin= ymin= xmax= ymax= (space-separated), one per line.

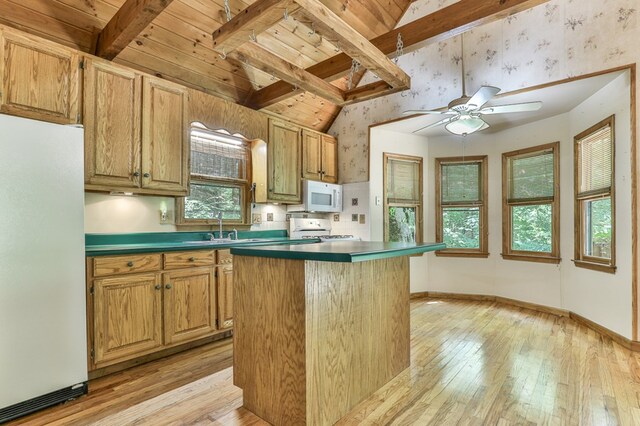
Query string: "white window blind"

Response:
xmin=509 ymin=151 xmax=554 ymax=201
xmin=579 ymin=125 xmax=612 ymax=195
xmin=387 ymin=158 xmax=420 ymax=203
xmin=441 ymin=162 xmax=481 ymax=204
xmin=190 ymin=131 xmax=248 ymax=181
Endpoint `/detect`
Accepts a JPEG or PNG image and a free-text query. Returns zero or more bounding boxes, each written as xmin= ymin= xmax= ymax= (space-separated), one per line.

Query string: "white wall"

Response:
xmin=369 ymin=128 xmax=430 ymax=292
xmin=425 ymin=73 xmax=632 ymax=337
xmin=84 ymin=193 xmax=288 ymax=234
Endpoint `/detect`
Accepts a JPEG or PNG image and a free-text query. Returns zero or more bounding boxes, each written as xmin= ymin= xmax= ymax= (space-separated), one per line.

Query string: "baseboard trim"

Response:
xmin=413 ymin=291 xmax=638 ymax=351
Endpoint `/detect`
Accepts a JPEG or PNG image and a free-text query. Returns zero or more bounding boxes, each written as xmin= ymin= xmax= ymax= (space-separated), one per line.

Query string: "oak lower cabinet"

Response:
xmin=83 ymin=58 xmax=189 ymax=196
xmin=301 ymin=129 xmax=338 ymax=183
xmin=88 ymin=249 xmax=233 ymax=371
xmin=163 ymin=267 xmax=216 ymax=345
xmin=0 ymin=25 xmax=80 ymax=124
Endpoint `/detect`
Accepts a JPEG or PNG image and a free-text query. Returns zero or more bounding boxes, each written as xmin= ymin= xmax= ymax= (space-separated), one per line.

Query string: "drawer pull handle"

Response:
xmin=143 ymin=172 xmax=150 ymax=178
xmin=189 ymin=257 xmax=195 ymax=262
xmin=165 ymin=284 xmax=172 ymax=289
xmin=155 ymin=284 xmax=161 ymax=290
xmin=127 ymin=261 xmax=134 ymax=267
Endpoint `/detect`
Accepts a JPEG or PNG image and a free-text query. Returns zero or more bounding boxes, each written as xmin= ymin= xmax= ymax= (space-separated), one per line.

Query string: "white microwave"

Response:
xmin=287 ymin=180 xmax=343 ymax=213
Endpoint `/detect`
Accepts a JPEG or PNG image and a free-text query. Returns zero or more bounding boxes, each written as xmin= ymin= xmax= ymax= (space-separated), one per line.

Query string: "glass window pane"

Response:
xmin=510 ymin=152 xmax=554 ymax=200
xmin=442 ymin=207 xmax=480 ymax=249
xmin=511 ymin=204 xmax=552 ymax=252
xmin=579 ymin=125 xmax=612 ymax=194
xmin=584 ymin=197 xmax=612 ymax=259
xmin=388 ymin=206 xmax=416 ymax=242
xmin=387 ymin=159 xmax=420 ymax=203
xmin=441 ymin=163 xmax=480 ymax=203
xmin=184 ymin=183 xmax=242 ymax=220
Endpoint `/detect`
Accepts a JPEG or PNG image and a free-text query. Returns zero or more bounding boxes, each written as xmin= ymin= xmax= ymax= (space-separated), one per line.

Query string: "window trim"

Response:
xmin=573 ymin=115 xmax=616 ymax=273
xmin=501 ymin=142 xmax=560 ymax=264
xmin=383 ymin=153 xmax=423 ymax=243
xmin=176 ymin=125 xmax=252 ymax=227
xmin=435 ymin=156 xmax=489 ymax=258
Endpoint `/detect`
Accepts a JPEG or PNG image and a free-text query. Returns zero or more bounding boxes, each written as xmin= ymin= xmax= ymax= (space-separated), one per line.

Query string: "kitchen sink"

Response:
xmin=181 ymin=239 xmax=233 ymax=244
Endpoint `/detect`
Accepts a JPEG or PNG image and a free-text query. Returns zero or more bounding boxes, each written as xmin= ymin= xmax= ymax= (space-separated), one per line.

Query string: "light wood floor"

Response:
xmin=12 ymin=298 xmax=640 ymax=425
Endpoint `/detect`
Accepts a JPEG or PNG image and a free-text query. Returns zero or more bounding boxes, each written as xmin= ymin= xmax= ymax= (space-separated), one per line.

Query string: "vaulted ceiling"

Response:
xmin=0 ymin=0 xmax=549 ymax=131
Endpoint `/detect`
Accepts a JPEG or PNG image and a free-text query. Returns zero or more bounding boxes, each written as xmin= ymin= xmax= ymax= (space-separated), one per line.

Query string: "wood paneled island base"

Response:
xmin=233 ymin=255 xmax=410 ymax=425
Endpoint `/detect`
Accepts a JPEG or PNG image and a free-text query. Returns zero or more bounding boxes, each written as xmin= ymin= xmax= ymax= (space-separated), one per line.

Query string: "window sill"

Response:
xmin=572 ymin=259 xmax=617 ymax=274
xmin=435 ymin=251 xmax=489 ymax=259
xmin=501 ymin=254 xmax=561 ymax=264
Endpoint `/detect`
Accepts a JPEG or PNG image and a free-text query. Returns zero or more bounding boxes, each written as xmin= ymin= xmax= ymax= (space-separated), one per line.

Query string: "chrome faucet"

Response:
xmin=231 ymin=228 xmax=238 ymax=240
xmin=216 ymin=211 xmax=223 ymax=240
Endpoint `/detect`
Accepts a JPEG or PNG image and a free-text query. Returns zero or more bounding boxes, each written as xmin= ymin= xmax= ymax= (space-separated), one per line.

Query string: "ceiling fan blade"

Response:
xmin=465 ymin=86 xmax=500 ymax=109
xmin=403 ymin=109 xmax=457 ymax=115
xmin=478 ymin=101 xmax=543 ymax=115
xmin=412 ymin=116 xmax=457 ymax=134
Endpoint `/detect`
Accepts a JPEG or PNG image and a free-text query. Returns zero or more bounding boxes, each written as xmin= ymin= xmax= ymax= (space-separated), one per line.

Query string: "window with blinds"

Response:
xmin=179 ymin=124 xmax=251 ymax=224
xmin=502 ymin=142 xmax=559 ymax=261
xmin=435 ymin=156 xmax=488 ymax=256
xmin=574 ymin=116 xmax=616 ymax=272
xmin=384 ymin=154 xmax=423 ymax=243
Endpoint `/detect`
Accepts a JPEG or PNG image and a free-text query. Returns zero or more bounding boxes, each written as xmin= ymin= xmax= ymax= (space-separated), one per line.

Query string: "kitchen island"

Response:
xmin=230 ymin=241 xmax=445 ymax=426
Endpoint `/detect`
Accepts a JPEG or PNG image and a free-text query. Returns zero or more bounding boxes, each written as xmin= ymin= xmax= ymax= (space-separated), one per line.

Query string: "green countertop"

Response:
xmin=84 ymin=230 xmax=319 ymax=256
xmin=230 ymin=241 xmax=446 ymax=263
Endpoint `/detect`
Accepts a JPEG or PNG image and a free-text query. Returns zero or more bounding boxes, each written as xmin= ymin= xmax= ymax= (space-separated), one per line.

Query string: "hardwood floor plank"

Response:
xmin=11 ymin=298 xmax=640 ymax=426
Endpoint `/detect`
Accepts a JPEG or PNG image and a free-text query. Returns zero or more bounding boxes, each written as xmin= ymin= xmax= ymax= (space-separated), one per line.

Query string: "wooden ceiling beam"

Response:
xmin=249 ymin=0 xmax=549 ymax=109
xmin=96 ymin=0 xmax=175 ymax=60
xmin=343 ymin=81 xmax=403 ymax=105
xmin=231 ymin=43 xmax=345 ymax=105
xmin=293 ymin=0 xmax=410 ymax=89
xmin=211 ymin=0 xmax=300 ymax=55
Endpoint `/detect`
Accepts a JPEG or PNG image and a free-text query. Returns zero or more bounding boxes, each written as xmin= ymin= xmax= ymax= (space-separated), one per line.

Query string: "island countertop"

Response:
xmin=230 ymin=240 xmax=446 ymax=262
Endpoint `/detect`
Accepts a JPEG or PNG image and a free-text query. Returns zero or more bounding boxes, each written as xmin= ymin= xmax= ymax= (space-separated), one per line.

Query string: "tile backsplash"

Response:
xmin=331 ymin=182 xmax=370 ymax=241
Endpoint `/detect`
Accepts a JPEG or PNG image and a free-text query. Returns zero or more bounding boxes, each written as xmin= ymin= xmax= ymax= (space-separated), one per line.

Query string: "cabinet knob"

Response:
xmin=155 ymin=284 xmax=161 ymax=290
xmin=165 ymin=284 xmax=172 ymax=289
xmin=188 ymin=257 xmax=195 ymax=262
xmin=127 ymin=261 xmax=134 ymax=267
xmin=143 ymin=172 xmax=150 ymax=178
xmin=133 ymin=171 xmax=140 ymax=177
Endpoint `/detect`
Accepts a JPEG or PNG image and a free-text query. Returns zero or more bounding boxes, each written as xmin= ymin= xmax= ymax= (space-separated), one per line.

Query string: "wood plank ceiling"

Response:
xmin=0 ymin=0 xmax=412 ymax=131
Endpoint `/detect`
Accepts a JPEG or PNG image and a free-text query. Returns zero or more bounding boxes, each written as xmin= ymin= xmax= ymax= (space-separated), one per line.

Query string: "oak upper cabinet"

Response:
xmin=84 ymin=58 xmax=141 ymax=188
xmin=0 ymin=26 xmax=80 ymax=124
xmin=141 ymin=77 xmax=189 ymax=194
xmin=321 ymin=134 xmax=338 ymax=183
xmin=163 ymin=267 xmax=216 ymax=345
xmin=301 ymin=130 xmax=338 ymax=183
xmin=93 ymin=273 xmax=163 ymax=366
xmin=267 ymin=118 xmax=302 ymax=203
xmin=217 ymin=250 xmax=234 ymax=329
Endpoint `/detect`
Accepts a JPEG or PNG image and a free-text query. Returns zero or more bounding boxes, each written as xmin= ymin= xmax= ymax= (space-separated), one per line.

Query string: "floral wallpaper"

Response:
xmin=330 ymin=0 xmax=639 ymax=183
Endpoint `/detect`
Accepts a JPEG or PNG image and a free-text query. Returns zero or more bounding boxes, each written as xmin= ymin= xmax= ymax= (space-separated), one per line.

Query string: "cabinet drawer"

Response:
xmin=93 ymin=254 xmax=161 ymax=277
xmin=217 ymin=249 xmax=233 ymax=265
xmin=164 ymin=250 xmax=215 ymax=270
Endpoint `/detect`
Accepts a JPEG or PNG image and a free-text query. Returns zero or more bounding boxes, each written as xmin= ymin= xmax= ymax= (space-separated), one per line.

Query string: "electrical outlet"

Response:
xmin=252 ymin=213 xmax=262 ymax=224
xmin=267 ymin=213 xmax=274 ymax=222
xmin=160 ymin=209 xmax=168 ymax=223
xmin=286 ymin=214 xmax=291 ymax=222
xmin=375 ymin=196 xmax=382 ymax=206
xmin=333 ymin=214 xmax=340 ymax=222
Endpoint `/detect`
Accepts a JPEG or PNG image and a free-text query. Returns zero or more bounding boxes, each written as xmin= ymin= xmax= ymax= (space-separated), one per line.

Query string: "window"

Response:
xmin=177 ymin=123 xmax=251 ymax=225
xmin=502 ymin=142 xmax=559 ymax=263
xmin=384 ymin=153 xmax=423 ymax=242
xmin=435 ymin=156 xmax=488 ymax=257
xmin=574 ymin=116 xmax=616 ymax=273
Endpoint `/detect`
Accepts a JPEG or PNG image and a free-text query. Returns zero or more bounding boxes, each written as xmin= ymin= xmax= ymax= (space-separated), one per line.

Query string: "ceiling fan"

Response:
xmin=403 ymin=38 xmax=542 ymax=136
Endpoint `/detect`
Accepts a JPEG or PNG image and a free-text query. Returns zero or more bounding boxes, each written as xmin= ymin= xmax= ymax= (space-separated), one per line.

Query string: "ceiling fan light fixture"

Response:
xmin=444 ymin=115 xmax=487 ymax=136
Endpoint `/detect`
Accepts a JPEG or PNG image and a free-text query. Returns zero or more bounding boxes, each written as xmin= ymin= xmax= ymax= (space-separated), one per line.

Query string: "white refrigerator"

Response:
xmin=0 ymin=114 xmax=87 ymax=422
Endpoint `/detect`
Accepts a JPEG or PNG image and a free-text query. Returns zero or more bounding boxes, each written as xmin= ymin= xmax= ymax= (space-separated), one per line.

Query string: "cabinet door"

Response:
xmin=217 ymin=265 xmax=233 ymax=329
xmin=268 ymin=119 xmax=301 ymax=202
xmin=302 ymin=129 xmax=322 ymax=181
xmin=141 ymin=77 xmax=189 ymax=194
xmin=321 ymin=134 xmax=338 ymax=183
xmin=0 ymin=27 xmax=80 ymax=124
xmin=84 ymin=58 xmax=142 ymax=188
xmin=93 ymin=273 xmax=162 ymax=366
xmin=163 ymin=267 xmax=216 ymax=345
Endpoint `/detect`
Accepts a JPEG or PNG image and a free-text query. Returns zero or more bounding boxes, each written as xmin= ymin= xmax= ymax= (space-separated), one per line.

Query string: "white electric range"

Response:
xmin=289 ymin=218 xmax=360 ymax=242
